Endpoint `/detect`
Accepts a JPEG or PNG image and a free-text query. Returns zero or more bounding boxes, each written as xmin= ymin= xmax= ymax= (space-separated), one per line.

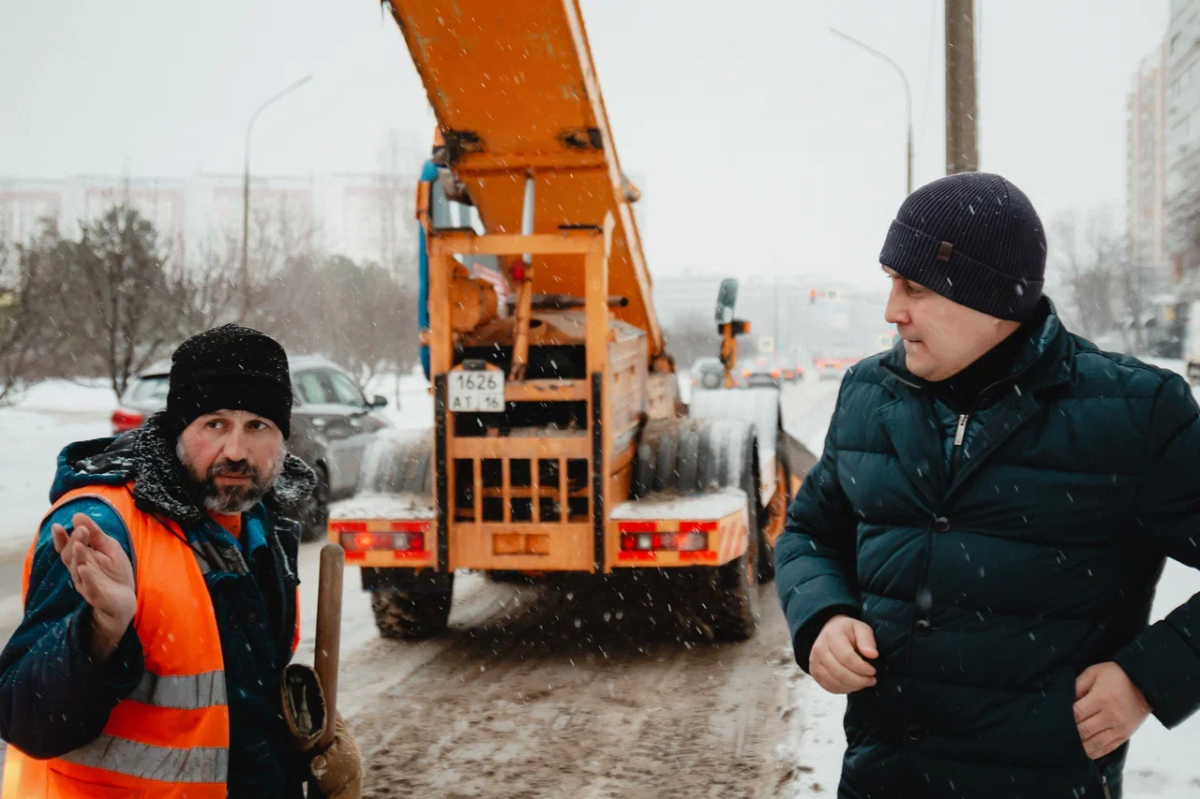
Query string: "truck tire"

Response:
xmin=701 ymin=437 xmax=761 ymax=641
xmin=675 ymin=423 xmax=702 ymax=495
xmin=633 ymin=419 xmax=733 ymax=498
xmin=372 ymin=576 xmax=454 ymax=639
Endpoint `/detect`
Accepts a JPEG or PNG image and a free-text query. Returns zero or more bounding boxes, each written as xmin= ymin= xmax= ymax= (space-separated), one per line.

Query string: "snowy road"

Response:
xmin=1 ymin=376 xmax=1199 ymax=795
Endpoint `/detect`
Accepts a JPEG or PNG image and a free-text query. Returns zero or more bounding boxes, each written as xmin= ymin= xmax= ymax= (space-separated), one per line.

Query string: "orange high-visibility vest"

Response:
xmin=3 ymin=482 xmax=253 ymax=799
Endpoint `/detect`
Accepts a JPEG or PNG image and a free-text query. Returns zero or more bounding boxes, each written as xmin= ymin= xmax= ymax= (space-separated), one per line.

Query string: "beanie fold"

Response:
xmin=880 ymin=219 xmax=1043 ymax=322
xmin=169 ymin=378 xmax=293 ymax=439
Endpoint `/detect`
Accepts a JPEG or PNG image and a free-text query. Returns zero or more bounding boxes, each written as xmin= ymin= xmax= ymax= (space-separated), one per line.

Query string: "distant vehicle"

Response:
xmin=112 ymin=355 xmax=393 ymax=541
xmin=742 ymin=356 xmax=787 ymax=389
xmin=813 ymin=356 xmax=860 ymax=382
xmin=690 ymin=357 xmax=728 ymax=391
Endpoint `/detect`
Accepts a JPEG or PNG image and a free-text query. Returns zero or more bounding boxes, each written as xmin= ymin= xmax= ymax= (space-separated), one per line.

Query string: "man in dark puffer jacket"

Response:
xmin=776 ymin=172 xmax=1200 ymax=799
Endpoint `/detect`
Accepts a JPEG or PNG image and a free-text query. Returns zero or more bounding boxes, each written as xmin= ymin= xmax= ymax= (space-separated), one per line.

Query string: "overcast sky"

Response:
xmin=0 ymin=1 xmax=1169 ymax=288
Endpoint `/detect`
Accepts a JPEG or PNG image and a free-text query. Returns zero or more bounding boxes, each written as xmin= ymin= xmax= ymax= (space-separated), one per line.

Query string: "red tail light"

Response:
xmin=770 ymin=369 xmax=781 ymax=378
xmin=111 ymin=409 xmax=144 ymax=433
xmin=619 ymin=531 xmax=708 ymax=552
xmin=338 ymin=527 xmax=427 ymax=553
xmin=618 ymin=521 xmax=711 ymax=553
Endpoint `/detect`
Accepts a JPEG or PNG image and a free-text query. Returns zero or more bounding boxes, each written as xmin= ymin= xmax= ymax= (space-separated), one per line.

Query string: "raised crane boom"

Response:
xmin=385 ymin=0 xmax=663 ymax=356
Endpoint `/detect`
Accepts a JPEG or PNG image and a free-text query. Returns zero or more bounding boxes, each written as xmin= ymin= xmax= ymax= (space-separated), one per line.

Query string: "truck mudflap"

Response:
xmin=609 ymin=487 xmax=749 ymax=568
xmin=327 ymin=492 xmax=436 ymax=569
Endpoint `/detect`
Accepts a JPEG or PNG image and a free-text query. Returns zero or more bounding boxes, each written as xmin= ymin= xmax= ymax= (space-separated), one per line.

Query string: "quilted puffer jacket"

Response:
xmin=776 ymin=298 xmax=1200 ymax=799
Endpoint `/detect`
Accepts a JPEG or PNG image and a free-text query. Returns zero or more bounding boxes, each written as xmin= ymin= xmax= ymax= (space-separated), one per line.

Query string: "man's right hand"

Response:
xmin=809 ymin=614 xmax=879 ymax=694
xmin=52 ymin=512 xmax=137 ymax=664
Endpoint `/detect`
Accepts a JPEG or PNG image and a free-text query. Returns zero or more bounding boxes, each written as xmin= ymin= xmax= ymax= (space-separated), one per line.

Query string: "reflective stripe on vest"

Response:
xmin=59 ymin=737 xmax=229 ymax=784
xmin=129 ymin=669 xmax=227 ymax=711
xmin=2 ymin=483 xmax=230 ymax=799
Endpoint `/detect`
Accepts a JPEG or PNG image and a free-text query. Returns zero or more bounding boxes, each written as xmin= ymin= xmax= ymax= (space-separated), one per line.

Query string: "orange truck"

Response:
xmin=328 ymin=0 xmax=812 ymax=640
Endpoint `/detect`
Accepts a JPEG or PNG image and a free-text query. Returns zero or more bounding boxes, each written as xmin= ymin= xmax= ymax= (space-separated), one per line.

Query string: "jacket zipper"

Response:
xmin=950 ymin=413 xmax=969 ymax=474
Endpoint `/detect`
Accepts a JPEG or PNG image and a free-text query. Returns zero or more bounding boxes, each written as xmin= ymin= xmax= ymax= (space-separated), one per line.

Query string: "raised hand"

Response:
xmin=52 ymin=512 xmax=136 ymax=663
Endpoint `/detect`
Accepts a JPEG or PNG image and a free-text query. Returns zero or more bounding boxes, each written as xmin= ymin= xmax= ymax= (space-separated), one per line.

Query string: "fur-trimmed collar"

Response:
xmin=60 ymin=411 xmax=316 ymax=526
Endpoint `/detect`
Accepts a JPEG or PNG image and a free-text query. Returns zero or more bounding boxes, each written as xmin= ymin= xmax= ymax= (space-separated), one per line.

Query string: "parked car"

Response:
xmin=813 ymin=356 xmax=861 ymax=382
xmin=742 ymin=356 xmax=786 ymax=389
xmin=690 ymin=357 xmax=727 ymax=391
xmin=112 ymin=355 xmax=393 ymax=541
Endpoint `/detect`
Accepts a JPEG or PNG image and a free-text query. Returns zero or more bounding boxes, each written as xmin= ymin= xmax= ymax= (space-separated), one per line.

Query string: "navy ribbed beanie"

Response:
xmin=878 ymin=173 xmax=1046 ymax=321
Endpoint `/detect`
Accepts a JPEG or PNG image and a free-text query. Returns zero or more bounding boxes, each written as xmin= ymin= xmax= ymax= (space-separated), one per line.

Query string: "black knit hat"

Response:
xmin=165 ymin=324 xmax=293 ymax=439
xmin=878 ymin=173 xmax=1046 ymax=321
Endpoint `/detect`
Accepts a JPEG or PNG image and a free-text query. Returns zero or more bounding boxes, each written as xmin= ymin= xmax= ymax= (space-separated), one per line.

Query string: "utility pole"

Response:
xmin=944 ymin=0 xmax=978 ymax=174
xmin=241 ymin=74 xmax=313 ymax=319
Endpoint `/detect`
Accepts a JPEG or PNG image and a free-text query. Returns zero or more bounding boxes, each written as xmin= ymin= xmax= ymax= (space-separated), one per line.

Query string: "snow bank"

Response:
xmin=0 ymin=398 xmax=113 ymax=557
xmin=7 ymin=379 xmax=117 ymax=414
xmin=610 ymin=487 xmax=747 ymax=520
xmin=330 ymin=491 xmax=434 ymax=521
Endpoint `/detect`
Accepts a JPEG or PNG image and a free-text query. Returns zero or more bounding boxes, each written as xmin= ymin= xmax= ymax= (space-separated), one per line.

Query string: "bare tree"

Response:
xmin=49 ymin=206 xmax=181 ymax=398
xmin=167 ymin=231 xmax=243 ymax=337
xmin=1046 ymin=208 xmax=1160 ymax=353
xmin=0 ymin=221 xmax=61 ymax=402
xmin=322 ymin=255 xmax=417 ymax=391
xmin=237 ymin=190 xmax=322 ymax=329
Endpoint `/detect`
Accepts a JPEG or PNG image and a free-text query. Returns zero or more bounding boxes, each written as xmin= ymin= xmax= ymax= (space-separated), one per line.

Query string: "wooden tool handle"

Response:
xmin=314 ymin=544 xmax=344 ymax=751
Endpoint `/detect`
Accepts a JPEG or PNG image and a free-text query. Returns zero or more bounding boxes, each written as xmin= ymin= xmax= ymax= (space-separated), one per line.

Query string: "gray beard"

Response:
xmin=175 ymin=441 xmax=285 ymax=516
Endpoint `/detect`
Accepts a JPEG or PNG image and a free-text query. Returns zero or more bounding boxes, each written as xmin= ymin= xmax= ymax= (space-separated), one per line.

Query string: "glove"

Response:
xmin=280 ymin=664 xmax=363 ymax=798
xmin=281 ymin=663 xmax=327 ymax=753
xmin=310 ymin=714 xmax=363 ymax=799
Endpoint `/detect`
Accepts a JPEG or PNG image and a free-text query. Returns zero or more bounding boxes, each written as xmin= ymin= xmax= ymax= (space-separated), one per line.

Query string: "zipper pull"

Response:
xmin=1101 ymin=775 xmax=1112 ymax=799
xmin=954 ymin=414 xmax=969 ymax=446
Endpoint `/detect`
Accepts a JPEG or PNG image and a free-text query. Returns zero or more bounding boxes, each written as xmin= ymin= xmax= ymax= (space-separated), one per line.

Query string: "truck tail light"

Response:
xmin=619 ymin=526 xmax=708 ymax=552
xmin=338 ymin=529 xmax=426 ymax=553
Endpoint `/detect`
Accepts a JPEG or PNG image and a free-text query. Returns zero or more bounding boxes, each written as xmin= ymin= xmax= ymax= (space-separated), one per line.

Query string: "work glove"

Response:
xmin=310 ymin=713 xmax=363 ymax=799
xmin=281 ymin=663 xmax=363 ymax=798
xmin=282 ymin=663 xmax=327 ymax=753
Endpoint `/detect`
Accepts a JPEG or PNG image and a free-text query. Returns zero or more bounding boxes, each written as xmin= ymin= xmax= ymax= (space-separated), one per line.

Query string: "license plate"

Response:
xmin=448 ymin=369 xmax=505 ymax=413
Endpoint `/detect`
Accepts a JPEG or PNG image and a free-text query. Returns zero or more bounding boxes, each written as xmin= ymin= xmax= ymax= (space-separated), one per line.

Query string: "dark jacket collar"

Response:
xmin=879 ymin=296 xmax=1074 ymax=399
xmin=52 ymin=410 xmax=316 ymax=526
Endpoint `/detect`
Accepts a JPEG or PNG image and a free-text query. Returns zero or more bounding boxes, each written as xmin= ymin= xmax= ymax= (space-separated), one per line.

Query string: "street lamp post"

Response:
xmin=830 ymin=29 xmax=913 ymax=196
xmin=241 ymin=74 xmax=313 ymax=316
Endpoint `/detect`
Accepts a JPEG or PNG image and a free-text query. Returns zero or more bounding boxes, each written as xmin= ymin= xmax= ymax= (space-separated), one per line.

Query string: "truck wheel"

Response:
xmin=372 ymin=575 xmax=454 ymax=639
xmin=702 ymin=451 xmax=760 ymax=641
